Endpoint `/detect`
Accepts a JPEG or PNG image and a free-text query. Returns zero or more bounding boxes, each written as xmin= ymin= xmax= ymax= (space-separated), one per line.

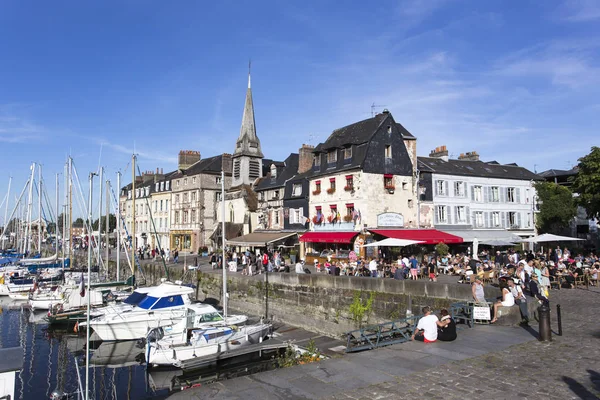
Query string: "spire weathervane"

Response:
xmin=248 ymin=59 xmax=251 ymax=89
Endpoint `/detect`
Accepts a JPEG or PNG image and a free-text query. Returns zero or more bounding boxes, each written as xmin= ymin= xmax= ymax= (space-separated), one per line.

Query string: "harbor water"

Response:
xmin=0 ymin=298 xmax=283 ymax=399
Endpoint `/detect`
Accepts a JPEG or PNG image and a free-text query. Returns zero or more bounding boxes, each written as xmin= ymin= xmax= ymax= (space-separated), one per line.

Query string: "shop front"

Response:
xmin=299 ymin=231 xmax=365 ymax=265
xmin=170 ymin=230 xmax=194 ymax=251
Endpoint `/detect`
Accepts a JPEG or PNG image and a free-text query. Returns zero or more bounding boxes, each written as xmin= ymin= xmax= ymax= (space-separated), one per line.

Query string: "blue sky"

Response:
xmin=1 ymin=0 xmax=599 ymax=220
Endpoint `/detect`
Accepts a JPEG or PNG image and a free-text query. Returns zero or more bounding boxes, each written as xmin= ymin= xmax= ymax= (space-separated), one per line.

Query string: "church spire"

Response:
xmin=233 ymin=64 xmax=263 ymax=158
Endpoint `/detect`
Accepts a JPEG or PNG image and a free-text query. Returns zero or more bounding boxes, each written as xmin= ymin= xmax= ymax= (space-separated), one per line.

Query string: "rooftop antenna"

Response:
xmin=534 ymin=164 xmax=538 ymax=173
xmin=371 ymin=102 xmax=386 ymax=117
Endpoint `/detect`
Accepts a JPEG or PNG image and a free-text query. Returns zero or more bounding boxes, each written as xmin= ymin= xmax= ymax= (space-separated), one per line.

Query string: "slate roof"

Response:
xmin=396 ymin=123 xmax=416 ymax=140
xmin=538 ymin=168 xmax=578 ymax=178
xmin=171 ymin=154 xmax=226 ymax=178
xmin=418 ymin=157 xmax=541 ymax=181
xmin=314 ymin=113 xmax=388 ymax=151
xmin=255 ymin=153 xmax=299 ymax=191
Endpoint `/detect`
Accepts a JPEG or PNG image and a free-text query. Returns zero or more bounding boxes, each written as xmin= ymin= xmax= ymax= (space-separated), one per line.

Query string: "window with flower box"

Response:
xmin=344 ymin=175 xmax=353 ymax=191
xmin=313 ymin=181 xmax=321 ymax=195
xmin=327 ymin=178 xmax=336 ymax=194
xmin=383 ymin=174 xmax=394 ymax=189
xmin=344 ymin=203 xmax=355 ymax=222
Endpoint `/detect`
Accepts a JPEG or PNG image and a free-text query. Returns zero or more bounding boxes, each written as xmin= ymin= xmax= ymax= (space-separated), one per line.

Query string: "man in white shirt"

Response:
xmin=295 ymin=259 xmax=306 ymax=274
xmin=402 ymin=256 xmax=410 ymax=269
xmin=508 ymin=278 xmax=529 ymax=325
xmin=411 ymin=306 xmax=444 ymax=343
xmin=368 ymin=259 xmax=378 ymax=277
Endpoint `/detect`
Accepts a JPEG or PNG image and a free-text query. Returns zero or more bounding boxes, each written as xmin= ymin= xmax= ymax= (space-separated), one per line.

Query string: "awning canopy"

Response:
xmin=518 ymin=233 xmax=585 ymax=243
xmin=440 ymin=229 xmax=521 ymax=243
xmin=361 ymin=238 xmax=424 ymax=247
xmin=227 ymin=231 xmax=297 ymax=247
xmin=369 ymin=229 xmax=463 ymax=244
xmin=299 ymin=231 xmax=358 ymax=244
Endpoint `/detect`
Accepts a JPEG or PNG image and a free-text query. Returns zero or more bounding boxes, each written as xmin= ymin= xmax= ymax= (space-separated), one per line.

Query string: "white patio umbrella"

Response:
xmin=518 ymin=233 xmax=585 ymax=243
xmin=361 ymin=238 xmax=424 ymax=247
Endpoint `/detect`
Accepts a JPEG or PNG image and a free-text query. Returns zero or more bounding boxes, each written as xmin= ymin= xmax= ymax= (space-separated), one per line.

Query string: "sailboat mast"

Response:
xmin=24 ymin=163 xmax=36 ymax=255
xmin=97 ymin=168 xmax=103 ymax=266
xmin=131 ymin=155 xmax=136 ymax=275
xmin=38 ymin=164 xmax=42 ymax=254
xmin=68 ymin=158 xmax=73 ymax=261
xmin=55 ymin=173 xmax=59 ymax=257
xmin=221 ymin=170 xmax=227 ymax=318
xmin=2 ymin=177 xmax=11 ymax=249
xmin=116 ymin=172 xmax=121 ymax=281
xmin=85 ymin=172 xmax=94 ymax=400
xmin=105 ymin=179 xmax=109 ymax=273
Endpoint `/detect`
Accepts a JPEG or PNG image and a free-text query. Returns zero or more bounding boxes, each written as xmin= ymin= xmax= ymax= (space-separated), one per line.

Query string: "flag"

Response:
xmin=79 ymin=272 xmax=85 ymax=297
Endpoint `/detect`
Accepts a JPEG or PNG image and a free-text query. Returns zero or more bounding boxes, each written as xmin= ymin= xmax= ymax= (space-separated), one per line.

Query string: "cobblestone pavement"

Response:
xmin=326 ymin=286 xmax=600 ymax=400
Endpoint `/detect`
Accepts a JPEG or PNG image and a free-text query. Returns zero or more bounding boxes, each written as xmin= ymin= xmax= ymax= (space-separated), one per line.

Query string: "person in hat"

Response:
xmin=528 ymin=273 xmax=549 ymax=304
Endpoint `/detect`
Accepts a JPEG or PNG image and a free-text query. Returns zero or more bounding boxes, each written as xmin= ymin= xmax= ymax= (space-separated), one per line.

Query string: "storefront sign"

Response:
xmin=377 ymin=212 xmax=404 ymax=227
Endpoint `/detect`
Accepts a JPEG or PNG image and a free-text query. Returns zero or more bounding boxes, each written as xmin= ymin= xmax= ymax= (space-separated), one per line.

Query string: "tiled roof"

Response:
xmin=418 ymin=157 xmax=541 ymax=181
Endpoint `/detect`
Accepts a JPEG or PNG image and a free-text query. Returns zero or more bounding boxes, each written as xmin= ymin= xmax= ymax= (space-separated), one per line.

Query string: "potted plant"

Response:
xmin=344 ymin=185 xmax=353 ymax=192
xmin=312 ymin=215 xmax=322 ymax=225
xmin=312 ymin=189 xmax=321 ymax=195
xmin=343 ymin=215 xmax=353 ymax=222
xmin=326 ymin=187 xmax=336 ymax=194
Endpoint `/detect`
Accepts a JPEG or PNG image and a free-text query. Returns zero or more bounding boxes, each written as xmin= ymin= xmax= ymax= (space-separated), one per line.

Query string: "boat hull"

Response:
xmin=147 ymin=324 xmax=272 ymax=367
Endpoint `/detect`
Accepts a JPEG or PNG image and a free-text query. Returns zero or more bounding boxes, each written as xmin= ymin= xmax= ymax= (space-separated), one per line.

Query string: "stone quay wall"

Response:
xmin=193 ymin=271 xmax=501 ymax=338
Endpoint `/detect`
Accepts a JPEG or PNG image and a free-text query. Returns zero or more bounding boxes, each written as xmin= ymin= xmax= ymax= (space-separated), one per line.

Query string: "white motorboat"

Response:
xmin=28 ymin=286 xmax=64 ymax=310
xmin=83 ymin=282 xmax=196 ymax=341
xmin=89 ymin=286 xmax=152 ymax=318
xmin=146 ymin=322 xmax=272 ymax=367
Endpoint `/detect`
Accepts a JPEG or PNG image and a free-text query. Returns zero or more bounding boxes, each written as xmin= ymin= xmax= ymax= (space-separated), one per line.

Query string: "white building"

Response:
xmin=418 ymin=148 xmax=539 ymax=243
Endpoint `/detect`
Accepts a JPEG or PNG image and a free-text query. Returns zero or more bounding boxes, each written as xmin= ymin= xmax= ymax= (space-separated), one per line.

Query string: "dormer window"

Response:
xmin=270 ymin=164 xmax=277 ymax=178
xmin=387 ymin=125 xmax=392 ymax=134
xmin=344 ymin=147 xmax=352 ymax=160
xmin=313 ymin=154 xmax=321 ymax=167
xmin=327 ymin=150 xmax=337 ymax=164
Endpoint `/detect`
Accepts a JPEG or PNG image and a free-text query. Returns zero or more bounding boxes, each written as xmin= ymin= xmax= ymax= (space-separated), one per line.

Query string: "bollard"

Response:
xmin=556 ymin=304 xmax=562 ymax=336
xmin=538 ymin=304 xmax=552 ymax=342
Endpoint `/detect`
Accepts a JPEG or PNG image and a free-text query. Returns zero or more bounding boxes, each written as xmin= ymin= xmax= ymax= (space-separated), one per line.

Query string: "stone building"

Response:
xmin=299 ymin=110 xmax=417 ymax=245
xmin=170 ymin=151 xmax=233 ymax=252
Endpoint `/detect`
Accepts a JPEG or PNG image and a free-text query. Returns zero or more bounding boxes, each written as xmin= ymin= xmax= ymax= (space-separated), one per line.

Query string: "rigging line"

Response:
xmin=108 ymin=184 xmax=139 ymax=276
xmin=136 ymin=163 xmax=168 ymax=280
xmin=71 ymin=161 xmax=106 ymax=271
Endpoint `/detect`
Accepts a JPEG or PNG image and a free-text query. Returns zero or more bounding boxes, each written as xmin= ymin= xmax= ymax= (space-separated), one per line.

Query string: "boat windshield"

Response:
xmin=137 ymin=295 xmax=184 ymax=310
xmin=123 ymin=291 xmax=148 ymax=305
xmin=198 ymin=312 xmax=224 ymax=323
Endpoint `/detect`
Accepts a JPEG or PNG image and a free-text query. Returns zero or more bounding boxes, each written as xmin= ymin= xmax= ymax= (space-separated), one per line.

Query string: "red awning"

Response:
xmin=299 ymin=231 xmax=358 ymax=244
xmin=369 ymin=229 xmax=463 ymax=244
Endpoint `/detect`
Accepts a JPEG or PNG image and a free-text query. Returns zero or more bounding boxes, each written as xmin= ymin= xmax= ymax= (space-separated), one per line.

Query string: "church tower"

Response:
xmin=231 ymin=68 xmax=263 ymax=187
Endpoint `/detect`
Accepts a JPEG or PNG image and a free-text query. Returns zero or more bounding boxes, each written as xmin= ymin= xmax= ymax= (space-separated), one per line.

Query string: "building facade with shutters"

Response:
xmin=418 ymin=148 xmax=539 ymax=241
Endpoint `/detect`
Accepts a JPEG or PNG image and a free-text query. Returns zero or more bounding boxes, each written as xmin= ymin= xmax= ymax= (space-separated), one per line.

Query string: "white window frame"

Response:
xmin=456 ymin=206 xmax=466 ymax=223
xmin=490 ymin=187 xmax=500 ymax=202
xmin=436 ymin=205 xmax=448 ymax=224
xmin=385 ymin=145 xmax=392 ymax=159
xmin=454 ymin=181 xmax=464 ymax=197
xmin=327 ymin=150 xmax=337 ymax=164
xmin=436 ymin=180 xmax=446 ymax=196
xmin=473 ymin=186 xmax=482 ymax=202
xmin=492 ymin=211 xmax=501 ymax=227
xmin=292 ymin=183 xmax=302 ymax=196
xmin=507 ymin=187 xmax=516 ymax=203
xmin=475 ymin=211 xmax=484 ymax=228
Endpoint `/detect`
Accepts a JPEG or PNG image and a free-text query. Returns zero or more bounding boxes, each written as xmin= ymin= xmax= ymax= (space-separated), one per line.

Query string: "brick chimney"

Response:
xmin=178 ymin=150 xmax=201 ymax=171
xmin=221 ymin=153 xmax=233 ymax=174
xmin=458 ymin=151 xmax=480 ymax=161
xmin=298 ymin=144 xmax=314 ymax=174
xmin=429 ymin=145 xmax=449 ymax=162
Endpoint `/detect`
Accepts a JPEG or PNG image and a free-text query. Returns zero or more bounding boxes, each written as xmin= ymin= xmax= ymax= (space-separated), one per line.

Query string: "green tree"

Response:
xmin=75 ymin=217 xmax=84 ymax=225
xmin=92 ymin=213 xmax=117 ymax=233
xmin=571 ymin=146 xmax=600 ymax=219
xmin=533 ymin=182 xmax=576 ymax=234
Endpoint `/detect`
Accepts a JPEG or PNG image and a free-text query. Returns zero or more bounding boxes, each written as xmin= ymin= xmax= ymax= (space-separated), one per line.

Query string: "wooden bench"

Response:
xmin=549 ymin=275 xmax=562 ymax=290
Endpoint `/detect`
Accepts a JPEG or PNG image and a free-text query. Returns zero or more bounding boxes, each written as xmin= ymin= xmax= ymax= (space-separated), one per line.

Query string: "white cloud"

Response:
xmin=0 ymin=105 xmax=44 ymax=143
xmin=560 ymin=0 xmax=600 ymax=22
